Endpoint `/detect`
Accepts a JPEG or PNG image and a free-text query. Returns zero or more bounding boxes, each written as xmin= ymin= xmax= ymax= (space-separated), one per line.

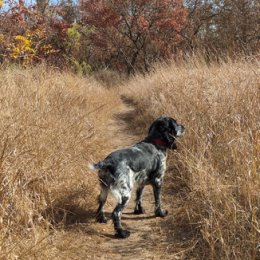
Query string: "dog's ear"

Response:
xmin=160 ymin=127 xmax=177 ymax=149
xmin=148 ymin=121 xmax=156 ymax=135
xmin=148 ymin=117 xmax=166 ymax=135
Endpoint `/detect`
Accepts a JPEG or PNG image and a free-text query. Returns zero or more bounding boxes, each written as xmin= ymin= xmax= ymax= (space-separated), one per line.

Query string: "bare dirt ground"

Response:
xmin=89 ymin=97 xmax=174 ymax=260
xmin=48 ymin=97 xmax=191 ymax=260
xmin=75 ymin=189 xmax=169 ymax=260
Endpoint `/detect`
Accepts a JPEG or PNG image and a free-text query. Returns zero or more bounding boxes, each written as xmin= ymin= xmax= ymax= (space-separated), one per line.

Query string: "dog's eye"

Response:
xmin=170 ymin=126 xmax=177 ymax=135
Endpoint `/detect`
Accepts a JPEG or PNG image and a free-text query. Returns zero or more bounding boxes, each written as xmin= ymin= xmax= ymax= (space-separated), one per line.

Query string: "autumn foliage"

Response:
xmin=0 ymin=0 xmax=70 ymax=65
xmin=0 ymin=0 xmax=259 ymax=73
xmin=0 ymin=0 xmax=188 ymax=73
xmin=81 ymin=0 xmax=188 ymax=74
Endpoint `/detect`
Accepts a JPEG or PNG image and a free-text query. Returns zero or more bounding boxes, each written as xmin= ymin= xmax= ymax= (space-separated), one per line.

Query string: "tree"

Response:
xmin=182 ymin=0 xmax=259 ymax=58
xmin=81 ymin=0 xmax=188 ymax=74
xmin=0 ymin=0 xmax=72 ymax=65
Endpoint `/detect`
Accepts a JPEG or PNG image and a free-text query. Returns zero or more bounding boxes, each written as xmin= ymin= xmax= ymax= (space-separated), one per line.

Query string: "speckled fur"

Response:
xmin=89 ymin=116 xmax=185 ymax=239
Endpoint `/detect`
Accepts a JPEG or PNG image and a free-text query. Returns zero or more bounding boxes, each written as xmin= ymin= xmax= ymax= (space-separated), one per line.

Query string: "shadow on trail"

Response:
xmin=43 ymin=202 xmax=96 ymax=228
xmin=122 ymin=214 xmax=156 ymax=221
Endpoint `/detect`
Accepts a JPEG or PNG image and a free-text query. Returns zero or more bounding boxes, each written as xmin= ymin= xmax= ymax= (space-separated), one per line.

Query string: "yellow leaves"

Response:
xmin=6 ymin=29 xmax=56 ymax=65
xmin=14 ymin=35 xmax=34 ymax=54
xmin=15 ymin=35 xmax=32 ymax=47
xmin=11 ymin=34 xmax=35 ymax=63
xmin=0 ymin=0 xmax=3 ymax=8
xmin=42 ymin=44 xmax=58 ymax=55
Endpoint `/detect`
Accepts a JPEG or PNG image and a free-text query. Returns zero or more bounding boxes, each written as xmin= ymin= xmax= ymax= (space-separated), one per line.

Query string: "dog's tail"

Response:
xmin=88 ymin=161 xmax=109 ymax=171
xmin=88 ymin=162 xmax=100 ymax=171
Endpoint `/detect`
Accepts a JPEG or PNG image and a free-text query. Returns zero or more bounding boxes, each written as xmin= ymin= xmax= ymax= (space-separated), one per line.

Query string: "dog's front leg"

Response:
xmin=112 ymin=196 xmax=130 ymax=239
xmin=134 ymin=185 xmax=145 ymax=214
xmin=152 ymin=180 xmax=168 ymax=217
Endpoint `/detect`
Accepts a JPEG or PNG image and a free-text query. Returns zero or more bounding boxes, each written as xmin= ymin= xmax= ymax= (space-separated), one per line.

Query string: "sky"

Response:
xmin=0 ymin=0 xmax=62 ymax=11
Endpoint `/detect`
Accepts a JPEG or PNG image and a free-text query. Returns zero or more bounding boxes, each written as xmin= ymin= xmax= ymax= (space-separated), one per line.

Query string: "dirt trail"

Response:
xmin=84 ymin=188 xmax=174 ymax=260
xmin=79 ymin=96 xmax=180 ymax=260
xmin=64 ymin=96 xmax=183 ymax=260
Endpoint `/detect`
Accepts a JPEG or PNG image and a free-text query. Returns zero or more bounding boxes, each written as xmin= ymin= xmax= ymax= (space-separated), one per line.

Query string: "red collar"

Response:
xmin=153 ymin=138 xmax=167 ymax=147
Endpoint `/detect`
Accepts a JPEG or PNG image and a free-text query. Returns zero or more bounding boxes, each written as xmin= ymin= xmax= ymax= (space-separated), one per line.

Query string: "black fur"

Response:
xmin=89 ymin=116 xmax=185 ymax=239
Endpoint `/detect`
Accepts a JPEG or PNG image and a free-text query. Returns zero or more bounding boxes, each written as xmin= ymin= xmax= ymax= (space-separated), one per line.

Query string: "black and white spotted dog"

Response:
xmin=89 ymin=116 xmax=185 ymax=239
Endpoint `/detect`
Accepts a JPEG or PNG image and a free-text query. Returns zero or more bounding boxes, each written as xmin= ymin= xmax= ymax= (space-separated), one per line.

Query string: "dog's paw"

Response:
xmin=134 ymin=206 xmax=145 ymax=215
xmin=115 ymin=229 xmax=131 ymax=239
xmin=96 ymin=214 xmax=108 ymax=224
xmin=155 ymin=208 xmax=168 ymax=218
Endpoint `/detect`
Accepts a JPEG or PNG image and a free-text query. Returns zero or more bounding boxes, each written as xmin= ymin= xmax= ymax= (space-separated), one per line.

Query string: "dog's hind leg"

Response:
xmin=112 ymin=195 xmax=130 ymax=239
xmin=96 ymin=184 xmax=108 ymax=223
xmin=134 ymin=185 xmax=145 ymax=214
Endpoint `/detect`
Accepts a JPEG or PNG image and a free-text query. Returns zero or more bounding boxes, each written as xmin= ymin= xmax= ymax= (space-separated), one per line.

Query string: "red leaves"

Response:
xmin=83 ymin=0 xmax=121 ymax=28
xmin=81 ymin=0 xmax=188 ymax=73
xmin=1 ymin=0 xmax=188 ymax=72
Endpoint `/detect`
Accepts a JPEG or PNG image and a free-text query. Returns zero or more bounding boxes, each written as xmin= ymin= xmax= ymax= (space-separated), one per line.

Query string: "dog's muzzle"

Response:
xmin=176 ymin=125 xmax=185 ymax=137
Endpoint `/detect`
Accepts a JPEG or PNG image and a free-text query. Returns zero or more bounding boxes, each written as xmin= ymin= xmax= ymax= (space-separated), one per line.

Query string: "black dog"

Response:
xmin=89 ymin=116 xmax=185 ymax=238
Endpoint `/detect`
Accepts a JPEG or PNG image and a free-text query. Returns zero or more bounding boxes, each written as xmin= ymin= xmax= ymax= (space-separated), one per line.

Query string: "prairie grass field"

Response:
xmin=0 ymin=58 xmax=259 ymax=259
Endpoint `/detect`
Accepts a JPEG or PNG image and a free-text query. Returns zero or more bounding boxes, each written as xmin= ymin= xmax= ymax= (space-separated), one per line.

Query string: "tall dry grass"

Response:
xmin=123 ymin=58 xmax=260 ymax=259
xmin=0 ymin=65 xmax=122 ymax=259
xmin=0 ymin=58 xmax=259 ymax=259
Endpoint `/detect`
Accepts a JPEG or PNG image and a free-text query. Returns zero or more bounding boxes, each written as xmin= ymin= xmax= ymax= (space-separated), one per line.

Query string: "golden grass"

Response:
xmin=123 ymin=58 xmax=260 ymax=259
xmin=0 ymin=58 xmax=259 ymax=259
xmin=0 ymin=65 xmax=122 ymax=259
